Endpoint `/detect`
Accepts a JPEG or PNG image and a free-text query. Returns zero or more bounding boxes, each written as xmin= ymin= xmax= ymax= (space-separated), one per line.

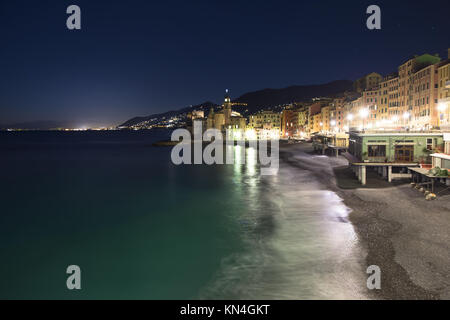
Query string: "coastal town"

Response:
xmin=183 ymin=49 xmax=449 ymax=140
xmin=3 ymin=0 xmax=450 ymax=306
xmin=7 ymin=48 xmax=448 ymax=194
xmin=176 ymin=48 xmax=450 ymax=193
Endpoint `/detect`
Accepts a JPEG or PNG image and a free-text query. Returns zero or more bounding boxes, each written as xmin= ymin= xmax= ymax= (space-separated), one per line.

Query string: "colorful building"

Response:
xmin=353 ymin=72 xmax=383 ymax=93
xmin=437 ymin=57 xmax=450 ymax=129
xmin=398 ymin=53 xmax=441 ymax=128
xmin=348 ymin=132 xmax=444 ymax=163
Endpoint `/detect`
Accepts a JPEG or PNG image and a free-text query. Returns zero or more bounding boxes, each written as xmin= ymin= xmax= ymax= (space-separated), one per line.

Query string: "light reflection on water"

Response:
xmin=202 ymin=146 xmax=368 ymax=300
xmin=0 ymin=132 xmax=368 ymax=299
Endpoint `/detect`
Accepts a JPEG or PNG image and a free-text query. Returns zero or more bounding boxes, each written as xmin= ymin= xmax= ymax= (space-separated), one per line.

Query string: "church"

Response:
xmin=206 ymin=90 xmax=246 ymax=131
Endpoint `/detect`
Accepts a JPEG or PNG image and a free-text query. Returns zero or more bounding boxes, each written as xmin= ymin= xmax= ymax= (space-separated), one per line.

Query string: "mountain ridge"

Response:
xmin=119 ymin=80 xmax=354 ymax=127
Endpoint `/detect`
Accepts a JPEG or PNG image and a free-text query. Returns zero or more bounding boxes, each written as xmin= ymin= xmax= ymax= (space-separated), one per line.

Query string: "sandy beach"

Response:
xmin=280 ymin=142 xmax=450 ymax=300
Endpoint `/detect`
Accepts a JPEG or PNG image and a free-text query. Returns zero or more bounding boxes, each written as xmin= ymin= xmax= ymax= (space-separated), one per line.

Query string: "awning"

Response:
xmin=430 ymin=153 xmax=450 ymax=160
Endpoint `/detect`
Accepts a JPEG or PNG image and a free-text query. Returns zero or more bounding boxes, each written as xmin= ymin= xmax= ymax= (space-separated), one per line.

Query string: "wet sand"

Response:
xmin=279 ymin=142 xmax=450 ymax=300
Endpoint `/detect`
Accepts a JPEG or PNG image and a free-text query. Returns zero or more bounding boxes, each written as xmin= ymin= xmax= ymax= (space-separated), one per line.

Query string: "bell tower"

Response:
xmin=223 ymin=89 xmax=232 ymax=126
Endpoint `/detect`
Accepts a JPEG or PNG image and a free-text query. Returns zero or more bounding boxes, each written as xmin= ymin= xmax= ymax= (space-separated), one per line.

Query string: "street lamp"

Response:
xmin=437 ymin=102 xmax=447 ymax=128
xmin=330 ymin=120 xmax=336 ymax=133
xmin=403 ymin=111 xmax=410 ymax=129
xmin=346 ymin=113 xmax=353 ymax=132
xmin=359 ymin=108 xmax=369 ymax=118
xmin=359 ymin=108 xmax=369 ymax=131
xmin=438 ymin=103 xmax=447 ymax=112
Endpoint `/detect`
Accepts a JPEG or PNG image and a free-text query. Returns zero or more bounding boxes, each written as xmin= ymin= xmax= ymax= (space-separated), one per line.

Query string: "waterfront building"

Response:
xmin=377 ymin=73 xmax=399 ymax=124
xmin=348 ymin=131 xmax=444 ymax=163
xmin=312 ymin=113 xmax=323 ymax=133
xmin=347 ymin=96 xmax=365 ymax=130
xmin=347 ymin=131 xmax=445 ymax=186
xmin=308 ymin=102 xmax=323 ymax=133
xmin=186 ymin=110 xmax=206 ymax=133
xmin=361 ymin=86 xmax=380 ymax=126
xmin=431 ymin=133 xmax=450 ymax=170
xmin=398 ymin=53 xmax=441 ymax=128
xmin=312 ymin=132 xmax=349 ymax=156
xmin=248 ymin=110 xmax=281 ymax=130
xmin=282 ymin=107 xmax=299 ymax=138
xmin=353 ymin=72 xmax=383 ymax=93
xmin=437 ymin=55 xmax=450 ymax=129
xmin=410 ymin=63 xmax=439 ymax=129
xmin=206 ymin=90 xmax=246 ymax=132
xmin=276 ymin=105 xmax=310 ymax=138
xmin=320 ymin=105 xmax=331 ymax=132
xmin=213 ymin=110 xmax=225 ymax=130
xmin=189 ymin=110 xmax=204 ymax=120
xmin=296 ymin=106 xmax=309 ymax=135
xmin=329 ymin=97 xmax=346 ymax=132
xmin=247 ymin=110 xmax=281 ymax=140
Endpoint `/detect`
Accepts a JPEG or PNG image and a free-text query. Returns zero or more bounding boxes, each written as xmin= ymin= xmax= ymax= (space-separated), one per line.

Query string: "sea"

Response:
xmin=0 ymin=130 xmax=368 ymax=299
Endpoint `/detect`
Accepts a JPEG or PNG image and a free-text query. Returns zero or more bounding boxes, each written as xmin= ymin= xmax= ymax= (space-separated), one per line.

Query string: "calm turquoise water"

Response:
xmin=0 ymin=131 xmax=368 ymax=299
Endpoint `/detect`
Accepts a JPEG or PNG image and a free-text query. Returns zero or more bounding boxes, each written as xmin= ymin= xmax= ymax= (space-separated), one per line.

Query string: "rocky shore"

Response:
xmin=279 ymin=142 xmax=450 ymax=300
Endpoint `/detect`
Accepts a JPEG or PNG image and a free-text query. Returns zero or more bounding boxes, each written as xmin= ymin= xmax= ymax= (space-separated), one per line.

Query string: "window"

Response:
xmin=426 ymin=138 xmax=433 ymax=150
xmin=368 ymin=145 xmax=386 ymax=157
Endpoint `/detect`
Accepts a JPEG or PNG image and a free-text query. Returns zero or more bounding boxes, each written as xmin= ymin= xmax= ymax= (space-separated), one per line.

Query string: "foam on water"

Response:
xmin=201 ymin=148 xmax=369 ymax=299
xmin=0 ymin=132 xmax=368 ymax=299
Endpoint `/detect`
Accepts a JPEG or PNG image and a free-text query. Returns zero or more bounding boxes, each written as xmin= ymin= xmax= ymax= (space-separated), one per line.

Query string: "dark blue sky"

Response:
xmin=0 ymin=0 xmax=449 ymax=126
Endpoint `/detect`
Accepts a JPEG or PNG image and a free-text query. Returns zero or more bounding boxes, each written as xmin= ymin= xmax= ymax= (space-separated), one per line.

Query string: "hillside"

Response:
xmin=119 ymin=80 xmax=354 ymax=127
xmin=235 ymin=80 xmax=353 ymax=113
xmin=119 ymin=102 xmax=218 ymax=128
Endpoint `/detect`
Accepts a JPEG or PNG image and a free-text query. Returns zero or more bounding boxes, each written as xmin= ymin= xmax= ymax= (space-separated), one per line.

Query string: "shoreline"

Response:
xmin=279 ymin=142 xmax=449 ymax=300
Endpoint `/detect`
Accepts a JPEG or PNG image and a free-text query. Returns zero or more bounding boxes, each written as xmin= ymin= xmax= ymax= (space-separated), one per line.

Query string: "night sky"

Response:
xmin=0 ymin=0 xmax=449 ymax=127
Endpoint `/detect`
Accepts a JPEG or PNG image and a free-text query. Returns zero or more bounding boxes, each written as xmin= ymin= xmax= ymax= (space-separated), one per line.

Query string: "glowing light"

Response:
xmin=269 ymin=130 xmax=280 ymax=139
xmin=359 ymin=109 xmax=369 ymax=118
xmin=403 ymin=112 xmax=410 ymax=119
xmin=246 ymin=147 xmax=257 ymax=176
xmin=438 ymin=103 xmax=447 ymax=112
xmin=347 ymin=114 xmax=353 ymax=121
xmin=233 ymin=130 xmax=242 ymax=140
xmin=245 ymin=129 xmax=257 ymax=140
xmin=392 ymin=116 xmax=398 ymax=122
xmin=330 ymin=120 xmax=336 ymax=126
